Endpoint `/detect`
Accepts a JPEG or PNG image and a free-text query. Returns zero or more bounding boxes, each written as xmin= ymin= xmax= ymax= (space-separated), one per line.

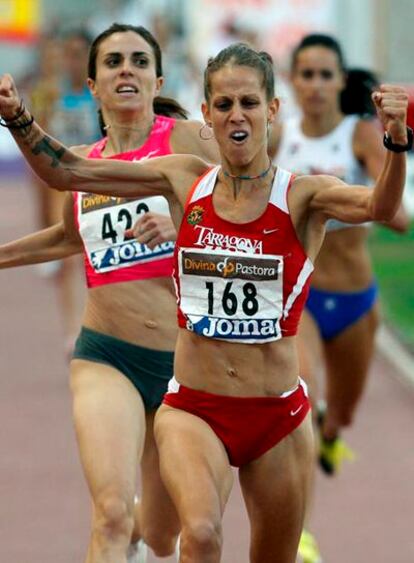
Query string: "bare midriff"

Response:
xmin=83 ymin=276 xmax=177 ymax=351
xmin=311 ymin=226 xmax=373 ymax=291
xmin=174 ymin=328 xmax=300 ymax=397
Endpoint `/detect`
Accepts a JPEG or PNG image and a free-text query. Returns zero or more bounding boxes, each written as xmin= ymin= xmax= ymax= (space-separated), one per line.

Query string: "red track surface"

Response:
xmin=1 ymin=177 xmax=414 ymax=562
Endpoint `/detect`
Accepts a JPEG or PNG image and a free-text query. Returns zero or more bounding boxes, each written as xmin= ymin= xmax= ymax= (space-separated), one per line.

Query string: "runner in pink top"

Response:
xmin=75 ymin=115 xmax=176 ymax=288
xmin=0 ymin=24 xmax=218 ymax=563
xmin=0 ymin=42 xmax=409 ymax=563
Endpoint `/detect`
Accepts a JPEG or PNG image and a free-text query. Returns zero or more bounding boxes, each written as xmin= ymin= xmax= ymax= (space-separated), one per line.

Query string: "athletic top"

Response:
xmin=276 ymin=115 xmax=370 ymax=231
xmin=74 ymin=115 xmax=176 ymax=288
xmin=173 ymin=166 xmax=314 ymax=344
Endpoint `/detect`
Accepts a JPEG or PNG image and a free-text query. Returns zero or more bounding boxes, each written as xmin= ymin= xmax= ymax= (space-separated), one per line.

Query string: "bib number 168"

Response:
xmin=205 ymin=281 xmax=259 ymax=316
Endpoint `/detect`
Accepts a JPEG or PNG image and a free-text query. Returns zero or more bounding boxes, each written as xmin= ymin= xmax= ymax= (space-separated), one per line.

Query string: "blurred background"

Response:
xmin=0 ymin=1 xmax=413 ymax=562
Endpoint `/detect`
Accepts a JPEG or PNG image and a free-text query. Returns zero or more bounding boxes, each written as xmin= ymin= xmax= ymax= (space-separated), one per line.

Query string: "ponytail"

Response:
xmin=341 ymin=68 xmax=379 ymax=117
xmin=153 ymin=96 xmax=189 ymax=119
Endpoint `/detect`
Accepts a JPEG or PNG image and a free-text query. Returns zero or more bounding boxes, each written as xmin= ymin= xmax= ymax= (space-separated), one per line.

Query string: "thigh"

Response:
xmin=138 ymin=410 xmax=179 ymax=536
xmin=239 ymin=413 xmax=314 ymax=563
xmin=154 ymin=405 xmax=234 ymax=526
xmin=70 ymin=359 xmax=146 ymax=502
xmin=323 ymin=304 xmax=379 ymax=408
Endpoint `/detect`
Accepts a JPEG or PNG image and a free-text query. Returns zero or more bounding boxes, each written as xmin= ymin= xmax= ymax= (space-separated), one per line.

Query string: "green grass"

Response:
xmin=369 ymin=222 xmax=414 ymax=349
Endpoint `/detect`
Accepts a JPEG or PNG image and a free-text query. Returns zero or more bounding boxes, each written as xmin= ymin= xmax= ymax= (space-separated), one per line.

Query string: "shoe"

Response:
xmin=297 ymin=529 xmax=322 ymax=563
xmin=316 ymin=401 xmax=355 ymax=476
xmin=127 ymin=539 xmax=148 ymax=563
xmin=319 ymin=435 xmax=355 ymax=475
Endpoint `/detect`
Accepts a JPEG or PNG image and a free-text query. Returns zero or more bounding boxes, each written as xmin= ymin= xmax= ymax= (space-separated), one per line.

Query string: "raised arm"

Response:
xmin=0 ymin=193 xmax=82 ymax=269
xmin=353 ymin=117 xmax=410 ymax=232
xmin=309 ymin=85 xmax=410 ymax=224
xmin=0 ymin=74 xmax=206 ymax=201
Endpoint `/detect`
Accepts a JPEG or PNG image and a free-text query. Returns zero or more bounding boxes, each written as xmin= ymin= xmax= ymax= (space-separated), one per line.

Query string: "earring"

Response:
xmin=199 ymin=122 xmax=214 ymax=140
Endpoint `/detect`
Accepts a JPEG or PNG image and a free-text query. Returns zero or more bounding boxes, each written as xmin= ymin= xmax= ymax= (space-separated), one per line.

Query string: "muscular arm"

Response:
xmin=309 ymin=147 xmax=406 ymax=225
xmin=310 ymin=85 xmax=408 ymax=225
xmin=354 ymin=118 xmax=410 ymax=232
xmin=0 ymin=193 xmax=83 ymax=268
xmin=0 ymin=74 xmax=208 ymax=202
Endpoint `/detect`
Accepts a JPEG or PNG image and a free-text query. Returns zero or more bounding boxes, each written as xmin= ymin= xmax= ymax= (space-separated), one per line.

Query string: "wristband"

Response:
xmin=383 ymin=127 xmax=413 ymax=152
xmin=0 ymin=113 xmax=34 ymax=129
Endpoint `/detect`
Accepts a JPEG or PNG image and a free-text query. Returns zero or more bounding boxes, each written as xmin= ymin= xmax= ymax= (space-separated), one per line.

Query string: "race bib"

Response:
xmin=178 ymin=247 xmax=284 ymax=343
xmin=78 ymin=194 xmax=174 ymax=273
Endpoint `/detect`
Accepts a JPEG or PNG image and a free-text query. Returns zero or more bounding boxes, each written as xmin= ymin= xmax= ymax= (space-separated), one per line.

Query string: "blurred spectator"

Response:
xmin=27 ymin=28 xmax=99 ymax=352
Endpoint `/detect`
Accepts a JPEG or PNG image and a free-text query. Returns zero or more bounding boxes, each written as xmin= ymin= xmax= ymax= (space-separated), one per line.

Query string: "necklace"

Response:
xmin=222 ymin=159 xmax=273 ymax=181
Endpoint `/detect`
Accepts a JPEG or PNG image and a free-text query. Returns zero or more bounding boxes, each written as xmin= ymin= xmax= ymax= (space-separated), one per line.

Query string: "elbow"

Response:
xmin=369 ymin=201 xmax=399 ymax=223
xmin=383 ymin=210 xmax=411 ymax=233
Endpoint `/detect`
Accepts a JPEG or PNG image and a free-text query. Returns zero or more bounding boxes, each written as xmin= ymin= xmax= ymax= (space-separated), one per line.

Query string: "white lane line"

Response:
xmin=376 ymin=324 xmax=414 ymax=388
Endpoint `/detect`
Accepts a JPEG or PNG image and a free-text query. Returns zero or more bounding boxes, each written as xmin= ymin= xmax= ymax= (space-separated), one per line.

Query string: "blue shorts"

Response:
xmin=306 ymin=282 xmax=378 ymax=341
xmin=73 ymin=327 xmax=174 ymax=409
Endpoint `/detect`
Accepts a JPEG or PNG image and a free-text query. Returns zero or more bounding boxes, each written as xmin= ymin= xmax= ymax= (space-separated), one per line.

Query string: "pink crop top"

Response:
xmin=73 ymin=115 xmax=176 ymax=288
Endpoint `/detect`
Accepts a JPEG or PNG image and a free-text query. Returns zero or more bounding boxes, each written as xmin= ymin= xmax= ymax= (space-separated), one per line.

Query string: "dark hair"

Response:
xmin=340 ymin=68 xmax=379 ymax=116
xmin=204 ymin=42 xmax=275 ymax=102
xmin=291 ymin=34 xmax=378 ymax=116
xmin=88 ymin=23 xmax=188 ymax=134
xmin=291 ymin=33 xmax=346 ymax=72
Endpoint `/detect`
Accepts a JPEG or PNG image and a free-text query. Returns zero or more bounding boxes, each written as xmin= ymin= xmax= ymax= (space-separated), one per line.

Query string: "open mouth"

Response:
xmin=230 ymin=131 xmax=249 ymax=143
xmin=116 ymin=84 xmax=138 ymax=95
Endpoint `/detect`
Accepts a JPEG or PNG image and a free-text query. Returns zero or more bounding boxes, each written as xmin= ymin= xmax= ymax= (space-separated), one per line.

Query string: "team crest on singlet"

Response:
xmin=187 ymin=205 xmax=204 ymax=225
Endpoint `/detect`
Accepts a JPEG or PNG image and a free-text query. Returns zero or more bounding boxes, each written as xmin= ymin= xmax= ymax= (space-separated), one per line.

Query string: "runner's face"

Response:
xmin=291 ymin=46 xmax=345 ymax=117
xmin=202 ymin=65 xmax=278 ymax=167
xmin=88 ymin=31 xmax=163 ymax=114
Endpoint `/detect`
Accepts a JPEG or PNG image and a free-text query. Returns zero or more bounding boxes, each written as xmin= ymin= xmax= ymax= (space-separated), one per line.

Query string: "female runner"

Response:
xmin=273 ymin=34 xmax=409 ymax=475
xmin=0 ymin=41 xmax=409 ymax=562
xmin=0 ymin=23 xmax=218 ymax=563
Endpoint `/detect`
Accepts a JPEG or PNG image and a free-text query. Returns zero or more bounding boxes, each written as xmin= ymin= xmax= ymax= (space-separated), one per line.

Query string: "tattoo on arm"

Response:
xmin=31 ymin=136 xmax=66 ymax=168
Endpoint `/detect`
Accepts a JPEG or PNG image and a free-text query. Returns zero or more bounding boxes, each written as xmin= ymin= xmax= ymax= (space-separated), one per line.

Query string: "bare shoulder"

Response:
xmin=354 ymin=117 xmax=382 ymax=140
xmin=156 ymin=153 xmax=213 ymax=205
xmin=291 ymin=173 xmax=343 ymax=196
xmin=353 ymin=117 xmax=382 ymax=157
xmin=156 ymin=152 xmax=211 ymax=174
xmin=170 ymin=119 xmax=219 ymax=162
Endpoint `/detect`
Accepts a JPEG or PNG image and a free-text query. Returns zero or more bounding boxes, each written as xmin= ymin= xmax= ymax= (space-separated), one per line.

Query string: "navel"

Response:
xmin=227 ymin=366 xmax=239 ymax=378
xmin=144 ymin=319 xmax=158 ymax=329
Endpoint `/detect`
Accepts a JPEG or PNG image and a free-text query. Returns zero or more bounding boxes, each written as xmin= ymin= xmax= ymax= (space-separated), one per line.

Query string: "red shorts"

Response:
xmin=163 ymin=378 xmax=310 ymax=467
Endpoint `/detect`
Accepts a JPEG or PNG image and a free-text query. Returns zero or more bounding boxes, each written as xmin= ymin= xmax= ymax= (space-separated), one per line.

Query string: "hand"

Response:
xmin=372 ymin=84 xmax=409 ymax=144
xmin=125 ymin=212 xmax=177 ymax=249
xmin=0 ymin=74 xmax=22 ymax=120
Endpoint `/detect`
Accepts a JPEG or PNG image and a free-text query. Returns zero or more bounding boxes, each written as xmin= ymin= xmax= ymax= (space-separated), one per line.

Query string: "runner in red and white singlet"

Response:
xmin=1 ymin=42 xmax=409 ymax=563
xmin=174 ymin=165 xmax=313 ymax=343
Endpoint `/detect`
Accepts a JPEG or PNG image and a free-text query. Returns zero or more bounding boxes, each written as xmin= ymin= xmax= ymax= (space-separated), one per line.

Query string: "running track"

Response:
xmin=1 ymin=177 xmax=414 ymax=563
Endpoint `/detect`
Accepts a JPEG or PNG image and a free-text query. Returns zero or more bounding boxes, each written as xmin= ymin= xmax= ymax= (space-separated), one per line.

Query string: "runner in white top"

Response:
xmin=270 ymin=33 xmax=410 ymax=563
xmin=272 ymin=34 xmax=409 ymax=473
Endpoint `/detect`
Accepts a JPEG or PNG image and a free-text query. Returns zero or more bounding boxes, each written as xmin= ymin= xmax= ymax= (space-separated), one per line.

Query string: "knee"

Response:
xmin=93 ymin=493 xmax=134 ymax=543
xmin=181 ymin=519 xmax=222 ymax=557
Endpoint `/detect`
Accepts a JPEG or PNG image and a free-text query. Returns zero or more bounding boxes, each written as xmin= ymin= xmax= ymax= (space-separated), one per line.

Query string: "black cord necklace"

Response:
xmin=222 ymin=159 xmax=273 ymax=180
